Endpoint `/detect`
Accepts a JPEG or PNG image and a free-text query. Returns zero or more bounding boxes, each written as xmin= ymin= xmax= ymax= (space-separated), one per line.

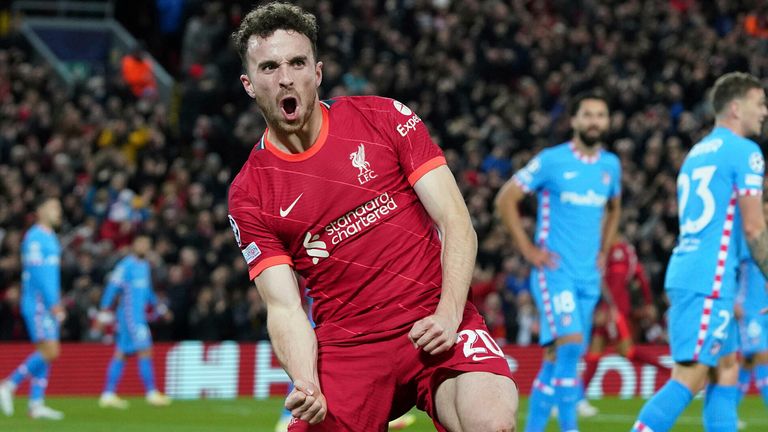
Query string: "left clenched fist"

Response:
xmin=408 ymin=314 xmax=460 ymax=355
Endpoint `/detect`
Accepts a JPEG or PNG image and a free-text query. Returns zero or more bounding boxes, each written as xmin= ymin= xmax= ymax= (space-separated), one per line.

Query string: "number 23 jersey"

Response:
xmin=228 ymin=96 xmax=448 ymax=346
xmin=665 ymin=126 xmax=765 ymax=299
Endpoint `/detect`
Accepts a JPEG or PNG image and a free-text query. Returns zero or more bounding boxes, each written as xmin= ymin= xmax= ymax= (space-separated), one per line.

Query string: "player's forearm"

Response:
xmin=600 ymin=201 xmax=621 ymax=253
xmin=495 ymin=183 xmax=535 ymax=255
xmin=636 ymin=265 xmax=653 ymax=305
xmin=600 ymin=282 xmax=616 ymax=307
xmin=100 ymin=284 xmax=118 ymax=310
xmin=267 ymin=306 xmax=319 ymax=385
xmin=747 ymin=228 xmax=768 ymax=281
xmin=435 ymin=214 xmax=477 ymax=321
xmin=42 ymin=269 xmax=61 ymax=310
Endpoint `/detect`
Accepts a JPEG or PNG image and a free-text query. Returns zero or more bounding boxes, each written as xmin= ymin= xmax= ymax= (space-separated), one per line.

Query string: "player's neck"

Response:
xmin=268 ymin=102 xmax=324 ymax=154
xmin=715 ymin=118 xmax=746 ymax=138
xmin=571 ymin=138 xmax=601 ymax=156
xmin=36 ymin=222 xmax=53 ymax=232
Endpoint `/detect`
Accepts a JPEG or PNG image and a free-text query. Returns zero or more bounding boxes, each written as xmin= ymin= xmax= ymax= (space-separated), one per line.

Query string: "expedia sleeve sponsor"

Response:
xmin=396 ymin=115 xmax=422 ymax=137
xmin=383 ymin=98 xmax=444 ymax=178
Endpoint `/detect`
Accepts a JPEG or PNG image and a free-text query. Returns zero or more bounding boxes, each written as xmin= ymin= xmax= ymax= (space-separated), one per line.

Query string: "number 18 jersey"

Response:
xmin=665 ymin=126 xmax=765 ymax=299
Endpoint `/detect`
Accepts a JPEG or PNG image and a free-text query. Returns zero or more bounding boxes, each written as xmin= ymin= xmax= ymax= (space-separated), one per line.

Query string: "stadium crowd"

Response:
xmin=1 ymin=0 xmax=768 ymax=346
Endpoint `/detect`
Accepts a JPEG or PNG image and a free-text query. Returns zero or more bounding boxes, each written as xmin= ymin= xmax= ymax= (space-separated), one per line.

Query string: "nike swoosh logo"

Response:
xmin=471 ymin=355 xmax=500 ymax=361
xmin=280 ymin=193 xmax=303 ymax=218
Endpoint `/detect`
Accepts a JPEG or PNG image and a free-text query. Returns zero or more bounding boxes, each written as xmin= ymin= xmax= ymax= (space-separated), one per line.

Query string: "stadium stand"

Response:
xmin=0 ymin=0 xmax=767 ymax=349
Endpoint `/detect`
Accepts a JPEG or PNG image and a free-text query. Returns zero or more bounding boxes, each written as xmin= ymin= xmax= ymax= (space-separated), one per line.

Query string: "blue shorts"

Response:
xmin=116 ymin=323 xmax=152 ymax=355
xmin=22 ymin=309 xmax=59 ymax=343
xmin=667 ymin=289 xmax=737 ymax=367
xmin=530 ymin=268 xmax=600 ymax=347
xmin=738 ymin=313 xmax=768 ymax=356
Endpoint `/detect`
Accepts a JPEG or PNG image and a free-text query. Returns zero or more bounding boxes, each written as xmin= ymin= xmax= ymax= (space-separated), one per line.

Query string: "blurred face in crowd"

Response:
xmin=735 ymin=87 xmax=767 ymax=137
xmin=37 ymin=198 xmax=62 ymax=230
xmin=133 ymin=235 xmax=152 ymax=258
xmin=571 ymin=98 xmax=610 ymax=147
xmin=239 ymin=29 xmax=323 ymax=136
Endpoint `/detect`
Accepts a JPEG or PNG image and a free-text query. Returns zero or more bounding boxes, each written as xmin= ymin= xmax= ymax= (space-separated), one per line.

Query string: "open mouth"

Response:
xmin=280 ymin=97 xmax=299 ymax=121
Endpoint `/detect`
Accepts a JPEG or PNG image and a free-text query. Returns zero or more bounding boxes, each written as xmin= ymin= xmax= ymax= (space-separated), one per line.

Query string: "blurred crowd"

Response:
xmin=1 ymin=0 xmax=768 ymax=346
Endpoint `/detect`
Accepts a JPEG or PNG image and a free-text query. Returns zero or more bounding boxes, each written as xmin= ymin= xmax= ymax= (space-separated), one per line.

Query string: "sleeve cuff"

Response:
xmin=407 ymin=156 xmax=447 ymax=186
xmin=738 ymin=189 xmax=762 ymax=197
xmin=513 ymin=177 xmax=531 ymax=194
xmin=249 ymin=255 xmax=294 ymax=280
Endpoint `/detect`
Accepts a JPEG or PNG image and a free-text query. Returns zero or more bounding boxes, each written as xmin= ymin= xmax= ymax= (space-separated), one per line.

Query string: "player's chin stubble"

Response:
xmin=255 ymin=97 xmax=314 ymax=135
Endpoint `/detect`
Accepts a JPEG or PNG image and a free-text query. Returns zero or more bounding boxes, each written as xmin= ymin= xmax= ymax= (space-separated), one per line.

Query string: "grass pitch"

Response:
xmin=0 ymin=396 xmax=766 ymax=431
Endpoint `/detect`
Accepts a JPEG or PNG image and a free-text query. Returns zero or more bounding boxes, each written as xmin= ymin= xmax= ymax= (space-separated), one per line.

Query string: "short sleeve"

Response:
xmin=384 ymin=99 xmax=446 ymax=185
xmin=734 ymin=142 xmax=764 ymax=196
xmin=513 ymin=153 xmax=547 ymax=194
xmin=108 ymin=263 xmax=126 ymax=285
xmin=610 ymin=156 xmax=622 ymax=199
xmin=228 ymin=184 xmax=293 ymax=280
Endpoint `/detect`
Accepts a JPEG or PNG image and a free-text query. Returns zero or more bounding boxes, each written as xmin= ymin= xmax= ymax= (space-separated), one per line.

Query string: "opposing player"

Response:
xmin=579 ymin=236 xmax=667 ymax=415
xmin=97 ymin=234 xmax=171 ymax=408
xmin=735 ymin=252 xmax=768 ymax=416
xmin=228 ymin=3 xmax=517 ymax=430
xmin=632 ymin=72 xmax=768 ymax=432
xmin=0 ymin=197 xmax=65 ymax=420
xmin=495 ymin=93 xmax=621 ymax=431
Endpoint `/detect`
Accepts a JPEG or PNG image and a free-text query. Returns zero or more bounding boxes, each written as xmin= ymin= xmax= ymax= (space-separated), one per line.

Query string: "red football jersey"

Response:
xmin=604 ymin=241 xmax=652 ymax=316
xmin=228 ymin=96 xmax=448 ymax=346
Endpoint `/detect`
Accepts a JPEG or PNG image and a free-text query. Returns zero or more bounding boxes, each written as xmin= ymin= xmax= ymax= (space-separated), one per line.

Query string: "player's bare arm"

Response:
xmin=409 ymin=165 xmax=475 ymax=355
xmin=599 ymin=196 xmax=622 ymax=270
xmin=254 ymin=264 xmax=326 ymax=424
xmin=740 ymin=194 xmax=768 ymax=280
xmin=494 ymin=177 xmax=557 ymax=268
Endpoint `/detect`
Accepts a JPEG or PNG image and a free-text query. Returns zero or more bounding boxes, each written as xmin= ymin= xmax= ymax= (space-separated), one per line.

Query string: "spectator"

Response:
xmin=121 ymin=46 xmax=157 ymax=99
xmin=2 ymin=1 xmax=768 ymax=344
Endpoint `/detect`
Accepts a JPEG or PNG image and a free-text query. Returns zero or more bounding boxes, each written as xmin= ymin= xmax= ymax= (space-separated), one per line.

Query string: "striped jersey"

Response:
xmin=101 ymin=255 xmax=157 ymax=329
xmin=665 ymin=126 xmax=765 ymax=298
xmin=20 ymin=224 xmax=61 ymax=315
xmin=513 ymin=142 xmax=621 ymax=285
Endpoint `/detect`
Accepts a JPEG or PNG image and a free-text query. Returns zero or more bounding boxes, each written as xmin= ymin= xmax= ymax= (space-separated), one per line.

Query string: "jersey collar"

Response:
xmin=569 ymin=141 xmax=602 ymax=164
xmin=262 ymin=103 xmax=330 ymax=162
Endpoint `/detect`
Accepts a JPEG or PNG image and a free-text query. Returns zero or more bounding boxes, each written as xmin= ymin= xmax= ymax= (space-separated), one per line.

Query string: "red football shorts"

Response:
xmin=287 ymin=304 xmax=515 ymax=431
xmin=593 ymin=303 xmax=632 ymax=343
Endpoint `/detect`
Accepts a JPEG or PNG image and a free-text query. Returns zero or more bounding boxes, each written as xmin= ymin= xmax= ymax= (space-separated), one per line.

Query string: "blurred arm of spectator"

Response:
xmin=189 ymin=288 xmax=214 ymax=340
xmin=121 ymin=47 xmax=157 ymax=98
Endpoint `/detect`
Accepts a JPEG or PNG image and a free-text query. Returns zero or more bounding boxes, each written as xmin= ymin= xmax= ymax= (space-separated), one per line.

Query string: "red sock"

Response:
xmin=626 ymin=347 xmax=669 ymax=370
xmin=582 ymin=352 xmax=601 ymax=389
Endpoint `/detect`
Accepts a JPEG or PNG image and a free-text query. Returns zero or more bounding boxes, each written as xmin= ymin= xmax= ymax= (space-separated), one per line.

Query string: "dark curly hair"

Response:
xmin=232 ymin=2 xmax=319 ymax=67
xmin=569 ymin=91 xmax=610 ymax=117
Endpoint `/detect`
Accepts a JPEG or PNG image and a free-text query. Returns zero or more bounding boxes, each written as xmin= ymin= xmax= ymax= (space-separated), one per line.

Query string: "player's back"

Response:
xmin=666 ymin=126 xmax=764 ymax=299
xmin=20 ymin=224 xmax=60 ymax=313
xmin=109 ymin=255 xmax=154 ymax=326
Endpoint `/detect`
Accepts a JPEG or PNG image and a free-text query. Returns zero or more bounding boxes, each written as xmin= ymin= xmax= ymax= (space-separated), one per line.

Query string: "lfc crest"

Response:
xmin=350 ymin=143 xmax=377 ymax=185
